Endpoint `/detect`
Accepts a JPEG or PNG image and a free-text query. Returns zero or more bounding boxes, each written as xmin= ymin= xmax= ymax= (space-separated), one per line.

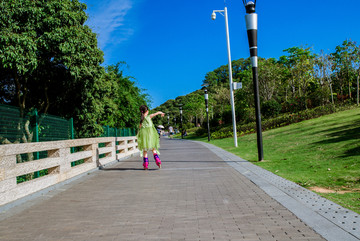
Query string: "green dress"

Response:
xmin=137 ymin=115 xmax=160 ymax=156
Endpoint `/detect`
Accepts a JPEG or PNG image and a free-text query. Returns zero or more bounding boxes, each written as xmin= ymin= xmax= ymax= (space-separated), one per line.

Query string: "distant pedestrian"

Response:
xmin=157 ymin=127 xmax=161 ymax=138
xmin=136 ymin=105 xmax=165 ymax=170
xmin=168 ymin=126 xmax=174 ymax=138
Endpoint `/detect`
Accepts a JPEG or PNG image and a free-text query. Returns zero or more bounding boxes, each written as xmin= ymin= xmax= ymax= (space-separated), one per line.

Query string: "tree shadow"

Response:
xmin=314 ymin=126 xmax=360 ymax=144
xmin=96 ymin=148 xmax=102 ymax=167
xmin=311 ymin=118 xmax=360 ymax=158
xmin=311 ymin=114 xmax=360 ymax=135
xmin=340 ymin=145 xmax=360 ymax=158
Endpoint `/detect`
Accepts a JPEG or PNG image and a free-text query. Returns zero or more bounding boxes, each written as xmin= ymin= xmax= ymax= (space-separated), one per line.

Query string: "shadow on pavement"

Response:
xmin=99 ymin=167 xmax=158 ymax=171
xmin=119 ymin=160 xmax=247 ymax=163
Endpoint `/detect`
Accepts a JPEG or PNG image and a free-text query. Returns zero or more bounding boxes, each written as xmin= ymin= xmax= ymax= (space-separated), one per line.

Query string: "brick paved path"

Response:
xmin=0 ymin=138 xmax=327 ymax=240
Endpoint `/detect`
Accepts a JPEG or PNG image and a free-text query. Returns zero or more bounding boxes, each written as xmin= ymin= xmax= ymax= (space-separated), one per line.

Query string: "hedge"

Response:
xmin=210 ymin=104 xmax=355 ymax=139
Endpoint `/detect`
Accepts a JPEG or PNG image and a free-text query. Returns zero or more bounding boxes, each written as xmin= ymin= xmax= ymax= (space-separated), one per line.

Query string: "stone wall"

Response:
xmin=0 ymin=137 xmax=138 ymax=206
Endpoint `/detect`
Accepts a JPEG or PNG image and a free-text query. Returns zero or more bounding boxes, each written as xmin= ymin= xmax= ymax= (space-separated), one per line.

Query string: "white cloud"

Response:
xmin=85 ymin=0 xmax=133 ymax=50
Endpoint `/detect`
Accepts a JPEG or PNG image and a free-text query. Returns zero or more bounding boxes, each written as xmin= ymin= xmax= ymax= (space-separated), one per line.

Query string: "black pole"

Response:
xmin=204 ymin=89 xmax=210 ymax=141
xmin=244 ymin=1 xmax=263 ymax=161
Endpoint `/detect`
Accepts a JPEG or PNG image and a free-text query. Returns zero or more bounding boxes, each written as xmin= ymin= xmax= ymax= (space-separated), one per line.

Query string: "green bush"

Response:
xmin=183 ymin=123 xmax=194 ymax=130
xmin=308 ymin=87 xmax=329 ymax=108
xmin=261 ymin=100 xmax=282 ymax=118
xmin=282 ymin=97 xmax=307 ymax=113
xmin=211 ymin=131 xmax=233 ymax=139
xmin=208 ymin=103 xmax=354 ymax=140
xmin=195 ymin=127 xmax=208 ymax=136
xmin=186 ymin=126 xmax=200 ymax=133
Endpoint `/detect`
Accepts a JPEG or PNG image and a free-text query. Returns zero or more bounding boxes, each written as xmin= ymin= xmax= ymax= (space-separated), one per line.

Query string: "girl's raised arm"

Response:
xmin=149 ymin=111 xmax=165 ymax=119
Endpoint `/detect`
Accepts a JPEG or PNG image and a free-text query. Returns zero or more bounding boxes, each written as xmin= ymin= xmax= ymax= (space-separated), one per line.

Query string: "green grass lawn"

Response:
xmin=187 ymin=108 xmax=360 ymax=214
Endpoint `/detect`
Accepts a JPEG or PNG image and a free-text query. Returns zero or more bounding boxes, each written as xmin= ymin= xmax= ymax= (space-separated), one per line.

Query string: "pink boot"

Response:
xmin=153 ymin=154 xmax=161 ymax=168
xmin=143 ymin=157 xmax=149 ymax=170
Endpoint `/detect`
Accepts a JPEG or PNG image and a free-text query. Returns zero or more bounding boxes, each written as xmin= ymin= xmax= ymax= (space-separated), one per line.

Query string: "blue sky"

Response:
xmin=82 ymin=0 xmax=360 ymax=108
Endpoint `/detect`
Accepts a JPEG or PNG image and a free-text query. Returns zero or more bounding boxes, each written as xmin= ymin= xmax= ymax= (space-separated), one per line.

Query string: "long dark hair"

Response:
xmin=139 ymin=105 xmax=148 ymax=125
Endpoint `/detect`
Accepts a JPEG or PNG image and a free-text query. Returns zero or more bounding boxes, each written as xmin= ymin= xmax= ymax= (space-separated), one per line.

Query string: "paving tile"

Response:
xmin=0 ymin=138 xmax=329 ymax=241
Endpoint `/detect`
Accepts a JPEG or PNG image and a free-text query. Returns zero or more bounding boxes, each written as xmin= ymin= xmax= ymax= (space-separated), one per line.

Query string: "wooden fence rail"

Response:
xmin=0 ymin=137 xmax=138 ymax=206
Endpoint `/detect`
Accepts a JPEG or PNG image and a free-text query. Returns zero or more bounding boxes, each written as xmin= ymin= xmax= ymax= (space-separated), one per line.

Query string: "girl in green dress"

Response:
xmin=137 ymin=105 xmax=165 ymax=170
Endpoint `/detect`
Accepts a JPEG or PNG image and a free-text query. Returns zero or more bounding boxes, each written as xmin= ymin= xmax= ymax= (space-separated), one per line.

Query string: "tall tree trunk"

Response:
xmin=349 ymin=81 xmax=352 ymax=99
xmin=340 ymin=86 xmax=344 ymax=101
xmin=13 ymin=73 xmax=33 ymax=163
xmin=14 ymin=73 xmax=24 ymax=117
xmin=330 ymin=82 xmax=334 ymax=105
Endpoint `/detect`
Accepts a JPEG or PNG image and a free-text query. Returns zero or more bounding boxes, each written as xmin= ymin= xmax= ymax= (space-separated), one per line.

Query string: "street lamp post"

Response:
xmin=242 ymin=0 xmax=264 ymax=161
xmin=204 ymin=88 xmax=211 ymax=141
xmin=179 ymin=106 xmax=183 ymax=139
xmin=212 ymin=7 xmax=240 ymax=147
xmin=167 ymin=114 xmax=170 ymax=125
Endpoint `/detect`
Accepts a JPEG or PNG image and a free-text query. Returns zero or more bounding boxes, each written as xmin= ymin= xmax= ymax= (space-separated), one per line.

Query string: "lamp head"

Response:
xmin=211 ymin=12 xmax=216 ymax=20
xmin=243 ymin=0 xmax=256 ymax=13
xmin=204 ymin=88 xmax=208 ymax=101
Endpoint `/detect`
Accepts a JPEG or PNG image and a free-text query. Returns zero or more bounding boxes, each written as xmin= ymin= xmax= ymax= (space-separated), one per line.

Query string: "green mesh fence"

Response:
xmin=1 ymin=104 xmax=136 ymax=182
xmin=101 ymin=126 xmax=136 ymax=137
xmin=0 ymin=104 xmax=28 ymax=144
xmin=0 ymin=104 xmax=74 ymax=182
xmin=37 ymin=113 xmax=72 ymax=142
xmin=0 ymin=104 xmax=72 ymax=145
xmin=99 ymin=126 xmax=136 ymax=159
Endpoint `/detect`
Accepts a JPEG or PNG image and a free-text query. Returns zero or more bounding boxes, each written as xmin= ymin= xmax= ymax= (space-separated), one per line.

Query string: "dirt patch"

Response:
xmin=309 ymin=187 xmax=336 ymax=193
xmin=309 ymin=187 xmax=353 ymax=194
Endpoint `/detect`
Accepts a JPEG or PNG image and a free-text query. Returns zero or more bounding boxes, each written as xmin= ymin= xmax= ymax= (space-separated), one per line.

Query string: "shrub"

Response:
xmin=221 ymin=110 xmax=232 ymax=125
xmin=261 ymin=100 xmax=282 ymax=119
xmin=195 ymin=127 xmax=208 ymax=136
xmin=308 ymin=88 xmax=329 ymax=108
xmin=183 ymin=123 xmax=194 ymax=130
xmin=208 ymin=103 xmax=352 ymax=140
xmin=186 ymin=126 xmax=200 ymax=133
xmin=282 ymin=97 xmax=307 ymax=113
xmin=211 ymin=131 xmax=233 ymax=139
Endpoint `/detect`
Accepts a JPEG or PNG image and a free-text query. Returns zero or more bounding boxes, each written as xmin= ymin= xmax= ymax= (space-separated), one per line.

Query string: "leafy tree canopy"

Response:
xmin=0 ymin=0 xmax=150 ymax=138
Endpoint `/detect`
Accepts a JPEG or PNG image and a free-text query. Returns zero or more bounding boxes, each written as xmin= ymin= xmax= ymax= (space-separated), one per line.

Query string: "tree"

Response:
xmin=314 ymin=50 xmax=335 ymax=104
xmin=279 ymin=46 xmax=316 ymax=108
xmin=258 ymin=58 xmax=285 ymax=101
xmin=99 ymin=62 xmax=149 ymax=129
xmin=0 ymin=0 xmax=105 ymax=140
xmin=202 ymin=58 xmax=250 ymax=89
xmin=203 ymin=71 xmax=218 ymax=87
xmin=356 ymin=46 xmax=360 ymax=106
xmin=181 ymin=91 xmax=204 ymax=127
xmin=331 ymin=40 xmax=359 ymax=101
xmin=348 ymin=43 xmax=360 ymax=106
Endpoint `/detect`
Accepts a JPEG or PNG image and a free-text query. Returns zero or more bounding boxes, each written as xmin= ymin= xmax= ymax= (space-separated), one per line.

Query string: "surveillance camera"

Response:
xmin=211 ymin=12 xmax=216 ymax=20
